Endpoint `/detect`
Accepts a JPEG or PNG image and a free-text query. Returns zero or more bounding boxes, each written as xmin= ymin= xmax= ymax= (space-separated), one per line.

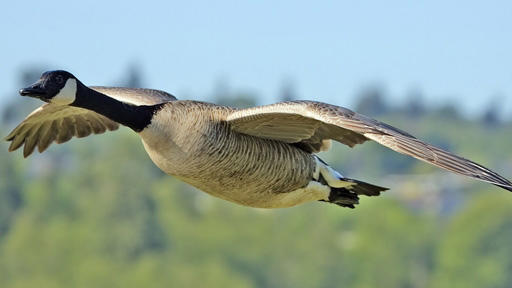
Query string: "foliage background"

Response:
xmin=1 ymin=67 xmax=511 ymax=288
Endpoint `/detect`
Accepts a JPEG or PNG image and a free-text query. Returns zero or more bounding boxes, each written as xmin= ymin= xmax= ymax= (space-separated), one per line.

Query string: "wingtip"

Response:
xmin=4 ymin=134 xmax=14 ymax=142
xmin=5 ymin=124 xmax=23 ymax=142
xmin=7 ymin=140 xmax=23 ymax=152
xmin=496 ymin=184 xmax=512 ymax=192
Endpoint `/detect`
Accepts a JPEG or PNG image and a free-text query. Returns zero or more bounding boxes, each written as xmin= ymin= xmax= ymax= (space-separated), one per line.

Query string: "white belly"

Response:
xmin=259 ymin=181 xmax=330 ymax=208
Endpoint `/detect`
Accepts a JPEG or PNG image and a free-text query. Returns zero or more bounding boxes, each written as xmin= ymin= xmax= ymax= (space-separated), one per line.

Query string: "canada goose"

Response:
xmin=5 ymin=70 xmax=512 ymax=209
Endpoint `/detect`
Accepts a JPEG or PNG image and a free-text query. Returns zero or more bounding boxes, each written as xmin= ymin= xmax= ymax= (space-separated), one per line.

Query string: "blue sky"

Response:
xmin=2 ymin=0 xmax=511 ymax=117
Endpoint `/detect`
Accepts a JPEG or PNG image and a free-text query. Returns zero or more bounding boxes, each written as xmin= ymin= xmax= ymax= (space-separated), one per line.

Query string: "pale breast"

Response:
xmin=139 ymin=101 xmax=316 ymax=207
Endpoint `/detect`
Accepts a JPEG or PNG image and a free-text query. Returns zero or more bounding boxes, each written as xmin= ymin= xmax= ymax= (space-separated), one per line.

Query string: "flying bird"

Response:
xmin=5 ymin=70 xmax=512 ymax=208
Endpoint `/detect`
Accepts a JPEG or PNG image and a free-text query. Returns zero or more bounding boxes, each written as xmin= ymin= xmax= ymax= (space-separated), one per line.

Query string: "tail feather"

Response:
xmin=345 ymin=178 xmax=389 ymax=197
xmin=322 ymin=178 xmax=389 ymax=209
xmin=314 ymin=156 xmax=389 ymax=209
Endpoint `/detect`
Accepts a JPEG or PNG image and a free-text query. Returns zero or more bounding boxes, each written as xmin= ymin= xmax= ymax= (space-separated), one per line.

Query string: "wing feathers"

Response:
xmin=56 ymin=118 xmax=73 ymax=144
xmin=8 ymin=124 xmax=29 ymax=152
xmin=74 ymin=115 xmax=92 ymax=138
xmin=23 ymin=126 xmax=39 ymax=158
xmin=5 ymin=107 xmax=120 ymax=157
xmin=37 ymin=121 xmax=56 ymax=153
xmin=228 ymin=100 xmax=512 ymax=190
xmin=87 ymin=115 xmax=107 ymax=134
xmin=5 ymin=86 xmax=173 ymax=157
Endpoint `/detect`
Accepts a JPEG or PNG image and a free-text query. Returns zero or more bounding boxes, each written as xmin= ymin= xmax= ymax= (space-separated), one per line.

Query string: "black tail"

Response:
xmin=321 ymin=178 xmax=389 ymax=209
xmin=345 ymin=178 xmax=389 ymax=197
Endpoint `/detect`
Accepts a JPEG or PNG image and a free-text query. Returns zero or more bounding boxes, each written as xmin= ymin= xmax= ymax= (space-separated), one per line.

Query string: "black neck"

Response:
xmin=71 ymin=82 xmax=163 ymax=132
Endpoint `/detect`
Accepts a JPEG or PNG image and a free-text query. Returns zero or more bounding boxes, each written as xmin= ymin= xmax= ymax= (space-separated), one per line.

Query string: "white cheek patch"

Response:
xmin=51 ymin=78 xmax=77 ymax=105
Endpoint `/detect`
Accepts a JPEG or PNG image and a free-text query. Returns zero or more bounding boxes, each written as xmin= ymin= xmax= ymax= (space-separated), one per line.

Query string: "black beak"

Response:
xmin=19 ymin=84 xmax=46 ymax=98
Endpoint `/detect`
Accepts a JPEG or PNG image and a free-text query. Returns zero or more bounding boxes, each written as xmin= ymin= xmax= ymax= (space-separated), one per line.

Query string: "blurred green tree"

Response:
xmin=1 ymin=68 xmax=512 ymax=288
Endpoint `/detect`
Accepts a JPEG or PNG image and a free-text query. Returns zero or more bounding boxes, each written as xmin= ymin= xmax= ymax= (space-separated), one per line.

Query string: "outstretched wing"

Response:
xmin=227 ymin=100 xmax=512 ymax=191
xmin=5 ymin=87 xmax=176 ymax=157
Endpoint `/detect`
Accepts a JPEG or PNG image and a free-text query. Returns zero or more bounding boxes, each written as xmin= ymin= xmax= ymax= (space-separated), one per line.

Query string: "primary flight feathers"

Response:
xmin=5 ymin=87 xmax=175 ymax=157
xmin=228 ymin=101 xmax=512 ymax=190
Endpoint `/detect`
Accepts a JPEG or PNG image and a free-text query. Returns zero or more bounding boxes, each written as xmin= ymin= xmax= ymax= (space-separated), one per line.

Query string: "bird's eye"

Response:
xmin=55 ymin=75 xmax=64 ymax=84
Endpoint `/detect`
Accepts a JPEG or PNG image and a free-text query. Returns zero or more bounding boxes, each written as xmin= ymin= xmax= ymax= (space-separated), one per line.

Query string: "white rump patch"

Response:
xmin=268 ymin=181 xmax=330 ymax=208
xmin=51 ymin=78 xmax=77 ymax=105
xmin=314 ymin=156 xmax=354 ymax=188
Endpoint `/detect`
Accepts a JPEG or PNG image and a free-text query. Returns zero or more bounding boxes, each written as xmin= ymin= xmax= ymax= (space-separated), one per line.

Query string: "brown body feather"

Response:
xmin=140 ymin=101 xmax=316 ymax=207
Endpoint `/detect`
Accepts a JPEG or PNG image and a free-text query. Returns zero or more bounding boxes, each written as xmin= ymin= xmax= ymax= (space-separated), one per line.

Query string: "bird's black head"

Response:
xmin=19 ymin=70 xmax=78 ymax=105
